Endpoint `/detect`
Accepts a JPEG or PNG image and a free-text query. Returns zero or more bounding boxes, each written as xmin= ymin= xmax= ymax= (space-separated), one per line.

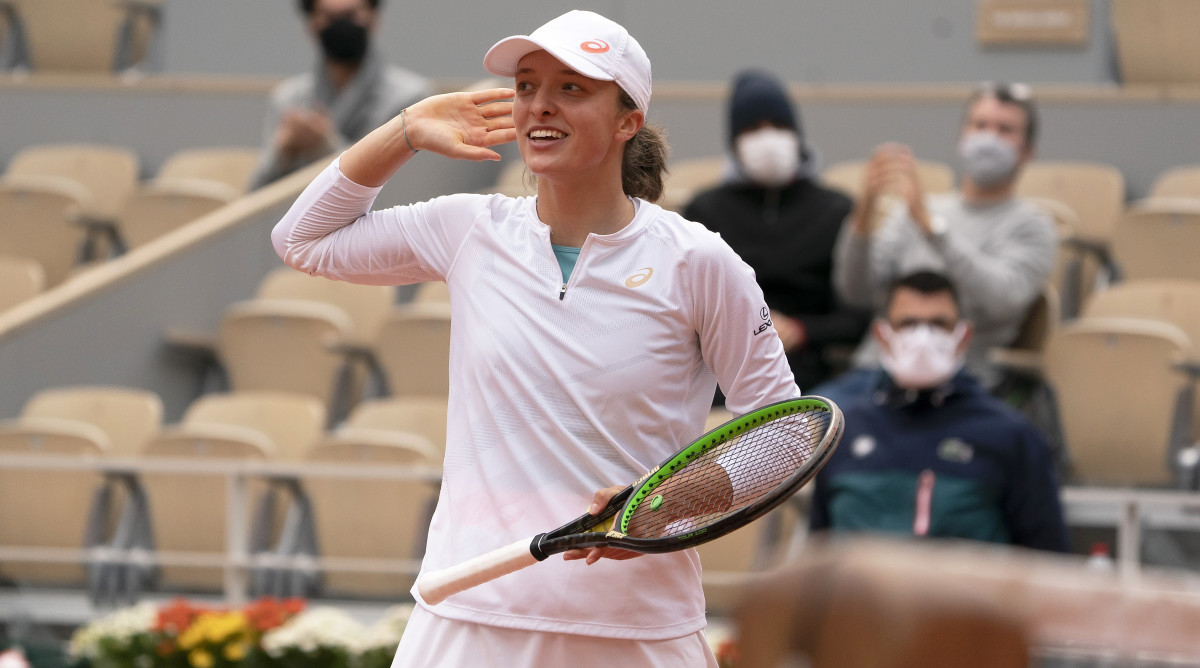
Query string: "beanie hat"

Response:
xmin=728 ymin=69 xmax=801 ymax=147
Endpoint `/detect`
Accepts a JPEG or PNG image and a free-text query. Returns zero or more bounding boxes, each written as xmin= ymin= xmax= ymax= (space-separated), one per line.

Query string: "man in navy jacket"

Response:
xmin=811 ymin=271 xmax=1068 ymax=551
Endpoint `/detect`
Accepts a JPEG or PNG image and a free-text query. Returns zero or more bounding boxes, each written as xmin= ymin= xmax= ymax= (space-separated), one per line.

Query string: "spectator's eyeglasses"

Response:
xmin=887 ymin=317 xmax=960 ymax=333
xmin=975 ymin=81 xmax=1034 ymax=103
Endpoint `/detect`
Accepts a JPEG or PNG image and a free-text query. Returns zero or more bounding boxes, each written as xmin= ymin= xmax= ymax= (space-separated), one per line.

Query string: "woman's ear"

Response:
xmin=616 ymin=109 xmax=645 ymax=142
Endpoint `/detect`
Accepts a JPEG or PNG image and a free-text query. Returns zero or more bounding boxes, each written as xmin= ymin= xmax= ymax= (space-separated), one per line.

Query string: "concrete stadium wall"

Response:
xmin=160 ymin=0 xmax=1118 ymax=84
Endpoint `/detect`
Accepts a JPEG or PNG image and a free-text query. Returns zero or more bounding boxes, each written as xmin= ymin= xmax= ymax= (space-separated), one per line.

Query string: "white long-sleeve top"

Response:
xmin=272 ymin=157 xmax=799 ymax=639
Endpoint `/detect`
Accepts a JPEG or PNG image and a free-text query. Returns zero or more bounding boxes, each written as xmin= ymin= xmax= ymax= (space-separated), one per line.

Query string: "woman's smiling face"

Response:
xmin=513 ymin=49 xmax=641 ymax=180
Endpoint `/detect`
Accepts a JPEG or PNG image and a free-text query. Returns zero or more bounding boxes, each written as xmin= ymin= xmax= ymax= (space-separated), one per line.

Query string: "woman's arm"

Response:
xmin=270 ymin=88 xmax=516 ymax=284
xmin=340 ymin=88 xmax=517 ymax=187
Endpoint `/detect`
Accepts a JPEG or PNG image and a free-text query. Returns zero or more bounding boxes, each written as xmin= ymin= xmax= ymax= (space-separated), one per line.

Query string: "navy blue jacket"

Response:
xmin=811 ymin=370 xmax=1069 ymax=552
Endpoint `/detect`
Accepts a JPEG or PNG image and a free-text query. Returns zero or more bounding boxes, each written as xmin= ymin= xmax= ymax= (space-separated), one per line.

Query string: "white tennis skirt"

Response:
xmin=390 ymin=605 xmax=719 ymax=667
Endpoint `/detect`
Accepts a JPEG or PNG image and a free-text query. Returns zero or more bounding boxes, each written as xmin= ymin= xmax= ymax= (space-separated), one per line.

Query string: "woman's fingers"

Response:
xmin=468 ymin=87 xmax=516 ymax=105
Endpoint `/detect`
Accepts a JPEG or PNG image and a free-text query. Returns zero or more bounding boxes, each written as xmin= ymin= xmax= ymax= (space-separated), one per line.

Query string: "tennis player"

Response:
xmin=272 ymin=10 xmax=799 ymax=666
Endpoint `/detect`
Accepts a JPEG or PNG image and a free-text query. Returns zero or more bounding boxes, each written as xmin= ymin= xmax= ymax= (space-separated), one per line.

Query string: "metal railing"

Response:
xmin=3 ymin=452 xmax=1200 ymax=604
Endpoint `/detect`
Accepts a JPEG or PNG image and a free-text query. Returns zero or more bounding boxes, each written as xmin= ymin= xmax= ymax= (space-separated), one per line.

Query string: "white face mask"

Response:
xmin=958 ymin=131 xmax=1020 ymax=187
xmin=878 ymin=322 xmax=968 ymax=390
xmin=735 ymin=127 xmax=800 ymax=188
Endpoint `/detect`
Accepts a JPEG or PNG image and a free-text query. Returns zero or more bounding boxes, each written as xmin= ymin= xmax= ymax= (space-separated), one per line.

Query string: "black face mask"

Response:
xmin=318 ymin=18 xmax=369 ymax=64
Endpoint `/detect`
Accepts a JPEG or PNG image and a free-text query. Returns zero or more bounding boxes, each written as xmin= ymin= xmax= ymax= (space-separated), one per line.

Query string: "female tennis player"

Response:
xmin=272 ymin=10 xmax=799 ymax=666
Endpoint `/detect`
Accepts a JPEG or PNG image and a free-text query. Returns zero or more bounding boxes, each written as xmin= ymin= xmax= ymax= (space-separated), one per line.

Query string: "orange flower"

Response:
xmin=156 ymin=598 xmax=209 ymax=635
xmin=244 ymin=597 xmax=307 ymax=632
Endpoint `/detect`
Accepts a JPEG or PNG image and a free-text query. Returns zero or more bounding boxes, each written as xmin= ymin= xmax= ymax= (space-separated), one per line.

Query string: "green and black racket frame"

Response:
xmin=417 ymin=396 xmax=844 ymax=605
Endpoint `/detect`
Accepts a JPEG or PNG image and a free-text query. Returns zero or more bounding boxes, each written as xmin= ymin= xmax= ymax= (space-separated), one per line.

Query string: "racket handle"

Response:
xmin=417 ymin=537 xmax=540 ymax=605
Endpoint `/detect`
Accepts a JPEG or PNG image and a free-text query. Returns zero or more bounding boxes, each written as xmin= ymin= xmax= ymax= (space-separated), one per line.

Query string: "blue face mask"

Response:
xmin=958 ymin=131 xmax=1019 ymax=187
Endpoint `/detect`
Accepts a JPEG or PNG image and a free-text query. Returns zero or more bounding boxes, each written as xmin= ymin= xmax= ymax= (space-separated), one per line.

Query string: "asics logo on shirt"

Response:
xmin=625 ymin=267 xmax=654 ymax=288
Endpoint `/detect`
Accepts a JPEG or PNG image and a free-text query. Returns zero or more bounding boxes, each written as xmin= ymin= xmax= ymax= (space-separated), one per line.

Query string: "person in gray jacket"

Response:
xmin=818 ymin=82 xmax=1056 ymax=404
xmin=250 ymin=0 xmax=431 ymax=189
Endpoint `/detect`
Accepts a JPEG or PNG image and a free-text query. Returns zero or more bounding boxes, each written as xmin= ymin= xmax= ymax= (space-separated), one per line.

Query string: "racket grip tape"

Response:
xmin=416 ymin=535 xmax=545 ymax=605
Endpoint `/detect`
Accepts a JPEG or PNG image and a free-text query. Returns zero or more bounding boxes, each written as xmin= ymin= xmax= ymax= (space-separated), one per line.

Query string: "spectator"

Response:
xmin=810 ymin=271 xmax=1068 ymax=552
xmin=683 ymin=69 xmax=869 ymax=394
xmin=822 ymin=82 xmax=1056 ymax=403
xmin=249 ymin=0 xmax=432 ymax=189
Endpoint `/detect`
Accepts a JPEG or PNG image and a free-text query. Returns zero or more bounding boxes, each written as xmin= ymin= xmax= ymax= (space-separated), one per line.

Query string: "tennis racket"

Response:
xmin=417 ymin=395 xmax=843 ymax=605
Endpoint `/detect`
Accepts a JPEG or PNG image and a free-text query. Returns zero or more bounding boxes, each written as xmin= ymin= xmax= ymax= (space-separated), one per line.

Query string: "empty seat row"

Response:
xmin=0 ymin=385 xmax=448 ymax=600
xmin=992 ymin=278 xmax=1200 ymax=489
xmin=170 ymin=268 xmax=451 ymax=424
xmin=0 ymin=144 xmax=259 ymax=286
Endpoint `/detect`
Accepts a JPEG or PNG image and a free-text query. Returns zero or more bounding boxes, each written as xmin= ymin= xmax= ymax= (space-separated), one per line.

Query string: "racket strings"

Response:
xmin=624 ymin=410 xmax=830 ymax=539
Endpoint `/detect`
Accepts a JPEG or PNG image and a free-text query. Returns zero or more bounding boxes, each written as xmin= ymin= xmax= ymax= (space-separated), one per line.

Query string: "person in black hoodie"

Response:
xmin=684 ymin=69 xmax=870 ymax=397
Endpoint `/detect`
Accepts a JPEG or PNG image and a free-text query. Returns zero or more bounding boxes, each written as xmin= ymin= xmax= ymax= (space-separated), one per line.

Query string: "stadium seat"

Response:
xmin=114 ymin=179 xmax=235 ymax=251
xmin=155 ymin=147 xmax=260 ymax=196
xmin=1025 ymin=197 xmax=1100 ymax=320
xmin=326 ymin=396 xmax=449 ymax=455
xmin=1043 ymin=318 xmax=1194 ymax=487
xmin=1082 ymin=279 xmax=1200 ymax=438
xmin=0 ymin=420 xmax=110 ymax=587
xmin=216 ymin=299 xmax=356 ymax=412
xmin=0 ymin=385 xmax=164 ymax=593
xmin=138 ymin=391 xmax=325 ymax=591
xmin=296 ymin=407 xmax=441 ymax=598
xmin=0 ymin=255 xmax=44 ymax=311
xmin=4 ymin=0 xmax=159 ymax=73
xmin=989 ymin=285 xmax=1060 ymax=371
xmin=11 ymin=385 xmax=163 ymax=456
xmin=255 ymin=266 xmax=396 ymax=345
xmin=1111 ymin=199 xmax=1200 ymax=282
xmin=1015 ymin=161 xmax=1125 ymax=248
xmin=372 ymin=303 xmax=452 ymax=398
xmin=659 ymin=156 xmax=726 ymax=212
xmin=0 ymin=176 xmax=92 ymax=286
xmin=168 ymin=390 xmax=326 ymax=463
xmin=1149 ymin=165 xmax=1200 ymax=199
xmin=1111 ymin=0 xmax=1200 ymax=84
xmin=6 ymin=143 xmax=140 ymax=223
xmin=1084 ymin=280 xmax=1200 ymax=341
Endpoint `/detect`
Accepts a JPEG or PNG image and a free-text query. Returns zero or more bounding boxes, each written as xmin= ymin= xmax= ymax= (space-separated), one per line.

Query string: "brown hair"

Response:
xmin=965 ymin=82 xmax=1038 ymax=149
xmin=618 ymin=90 xmax=669 ymax=202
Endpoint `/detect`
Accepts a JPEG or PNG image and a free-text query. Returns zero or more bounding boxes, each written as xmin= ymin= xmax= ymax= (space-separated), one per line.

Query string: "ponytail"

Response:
xmin=618 ymin=91 xmax=669 ymax=202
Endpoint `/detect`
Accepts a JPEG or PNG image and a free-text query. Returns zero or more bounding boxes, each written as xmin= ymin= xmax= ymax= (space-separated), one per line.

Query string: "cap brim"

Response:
xmin=483 ymin=35 xmax=614 ymax=82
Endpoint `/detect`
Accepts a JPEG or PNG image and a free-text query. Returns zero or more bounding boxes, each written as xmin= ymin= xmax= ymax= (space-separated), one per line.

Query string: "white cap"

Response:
xmin=483 ymin=10 xmax=652 ymax=113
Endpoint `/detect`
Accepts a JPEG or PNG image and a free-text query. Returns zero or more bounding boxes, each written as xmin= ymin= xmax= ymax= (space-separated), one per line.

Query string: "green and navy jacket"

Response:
xmin=810 ymin=370 xmax=1069 ymax=552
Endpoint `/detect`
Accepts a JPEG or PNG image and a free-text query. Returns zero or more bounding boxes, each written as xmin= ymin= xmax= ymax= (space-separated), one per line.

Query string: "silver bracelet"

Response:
xmin=401 ymin=108 xmax=419 ymax=153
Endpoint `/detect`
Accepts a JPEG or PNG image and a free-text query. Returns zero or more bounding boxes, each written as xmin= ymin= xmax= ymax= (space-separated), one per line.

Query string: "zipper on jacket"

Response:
xmin=559 ymin=283 xmax=567 ymax=300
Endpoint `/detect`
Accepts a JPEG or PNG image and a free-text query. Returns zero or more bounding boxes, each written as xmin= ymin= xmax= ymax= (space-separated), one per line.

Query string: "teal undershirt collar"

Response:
xmin=551 ymin=244 xmax=581 ymax=283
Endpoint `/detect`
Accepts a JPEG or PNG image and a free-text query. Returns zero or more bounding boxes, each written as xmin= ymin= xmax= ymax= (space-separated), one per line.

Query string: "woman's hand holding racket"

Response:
xmin=417 ymin=397 xmax=844 ymax=606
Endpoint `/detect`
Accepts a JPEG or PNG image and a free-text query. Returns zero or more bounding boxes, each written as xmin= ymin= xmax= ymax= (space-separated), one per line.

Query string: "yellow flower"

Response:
xmin=205 ymin=611 xmax=247 ymax=643
xmin=224 ymin=641 xmax=249 ymax=662
xmin=188 ymin=648 xmax=214 ymax=668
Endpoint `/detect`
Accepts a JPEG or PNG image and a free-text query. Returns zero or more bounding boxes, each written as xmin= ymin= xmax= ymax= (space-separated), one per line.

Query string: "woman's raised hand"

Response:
xmin=406 ymin=88 xmax=517 ymax=162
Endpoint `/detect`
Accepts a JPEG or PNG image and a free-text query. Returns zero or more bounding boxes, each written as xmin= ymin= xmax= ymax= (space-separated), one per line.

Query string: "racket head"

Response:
xmin=610 ymin=395 xmax=842 ymax=552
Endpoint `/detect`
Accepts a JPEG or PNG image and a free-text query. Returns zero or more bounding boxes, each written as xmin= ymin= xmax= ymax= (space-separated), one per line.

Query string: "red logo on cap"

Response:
xmin=580 ymin=39 xmax=610 ymax=53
